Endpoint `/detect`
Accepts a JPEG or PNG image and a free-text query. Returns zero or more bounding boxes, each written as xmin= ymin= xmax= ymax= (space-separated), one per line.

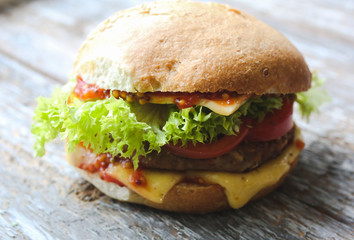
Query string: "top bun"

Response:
xmin=73 ymin=0 xmax=311 ymax=94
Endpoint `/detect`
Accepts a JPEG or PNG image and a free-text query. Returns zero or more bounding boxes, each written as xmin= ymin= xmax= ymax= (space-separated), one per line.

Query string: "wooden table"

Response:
xmin=1 ymin=0 xmax=353 ymax=239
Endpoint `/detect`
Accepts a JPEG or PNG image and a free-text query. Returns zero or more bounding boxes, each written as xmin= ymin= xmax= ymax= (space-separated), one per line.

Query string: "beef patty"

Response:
xmin=138 ymin=127 xmax=295 ymax=172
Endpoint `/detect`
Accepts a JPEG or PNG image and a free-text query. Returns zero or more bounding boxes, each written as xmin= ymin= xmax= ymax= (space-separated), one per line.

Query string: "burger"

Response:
xmin=32 ymin=1 xmax=324 ymax=213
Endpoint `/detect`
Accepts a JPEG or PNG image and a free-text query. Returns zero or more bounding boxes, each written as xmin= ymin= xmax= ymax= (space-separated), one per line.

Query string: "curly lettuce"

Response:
xmin=31 ymin=83 xmax=75 ymax=157
xmin=163 ymin=96 xmax=282 ymax=145
xmin=31 ymin=86 xmax=282 ymax=168
xmin=32 ymin=72 xmax=329 ymax=168
xmin=296 ymin=72 xmax=331 ymax=120
xmin=32 ymin=90 xmax=166 ymax=169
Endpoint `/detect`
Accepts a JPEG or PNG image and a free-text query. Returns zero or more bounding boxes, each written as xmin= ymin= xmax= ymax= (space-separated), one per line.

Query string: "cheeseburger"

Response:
xmin=32 ymin=1 xmax=321 ymax=213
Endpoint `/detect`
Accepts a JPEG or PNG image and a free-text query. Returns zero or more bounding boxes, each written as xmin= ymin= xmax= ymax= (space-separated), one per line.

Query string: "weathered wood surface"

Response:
xmin=0 ymin=0 xmax=353 ymax=239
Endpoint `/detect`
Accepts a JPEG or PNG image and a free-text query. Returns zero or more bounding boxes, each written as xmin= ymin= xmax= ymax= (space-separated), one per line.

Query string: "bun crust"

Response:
xmin=74 ymin=1 xmax=311 ymax=94
xmin=69 ymin=157 xmax=298 ymax=214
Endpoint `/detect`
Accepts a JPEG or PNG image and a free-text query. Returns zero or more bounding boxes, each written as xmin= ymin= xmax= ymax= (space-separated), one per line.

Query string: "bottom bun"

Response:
xmin=74 ymin=167 xmax=229 ymax=213
xmin=73 ymin=156 xmax=298 ymax=213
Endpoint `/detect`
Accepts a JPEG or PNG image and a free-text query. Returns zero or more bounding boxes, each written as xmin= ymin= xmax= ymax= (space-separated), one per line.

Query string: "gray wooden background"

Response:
xmin=0 ymin=0 xmax=353 ymax=239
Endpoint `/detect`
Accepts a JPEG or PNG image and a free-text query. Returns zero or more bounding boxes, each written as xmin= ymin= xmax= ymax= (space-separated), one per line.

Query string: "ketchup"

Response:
xmin=72 ymin=76 xmax=239 ymax=109
xmin=295 ymin=139 xmax=305 ymax=150
xmin=174 ymin=94 xmax=200 ymax=109
xmin=78 ymin=153 xmax=110 ymax=173
xmin=78 ymin=150 xmax=148 ymax=188
xmin=101 ymin=172 xmax=125 ymax=187
xmin=74 ymin=76 xmax=110 ymax=101
xmin=129 ymin=169 xmax=147 ymax=187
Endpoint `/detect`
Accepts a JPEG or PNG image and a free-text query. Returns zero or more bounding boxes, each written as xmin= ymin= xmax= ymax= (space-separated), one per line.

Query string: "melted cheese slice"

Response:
xmin=105 ymin=165 xmax=183 ymax=203
xmin=198 ymin=94 xmax=251 ymax=116
xmin=190 ymin=140 xmax=300 ymax=208
xmin=85 ymin=128 xmax=302 ymax=209
xmin=149 ymin=94 xmax=251 ymax=116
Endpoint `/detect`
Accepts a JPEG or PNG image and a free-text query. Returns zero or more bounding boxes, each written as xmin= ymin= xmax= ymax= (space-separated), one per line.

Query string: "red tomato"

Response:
xmin=164 ymin=125 xmax=249 ymax=159
xmin=164 ymin=97 xmax=294 ymax=159
xmin=245 ymin=97 xmax=294 ymax=142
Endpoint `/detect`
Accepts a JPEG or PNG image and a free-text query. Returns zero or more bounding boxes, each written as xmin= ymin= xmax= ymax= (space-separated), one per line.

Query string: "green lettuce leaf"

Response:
xmin=163 ymin=106 xmax=242 ymax=145
xmin=129 ymin=102 xmax=171 ymax=130
xmin=31 ymin=82 xmax=75 ymax=157
xmin=238 ymin=96 xmax=283 ymax=122
xmin=32 ymin=86 xmax=166 ymax=169
xmin=163 ymin=96 xmax=283 ymax=145
xmin=31 ymin=86 xmax=282 ymax=168
xmin=296 ymin=72 xmax=331 ymax=120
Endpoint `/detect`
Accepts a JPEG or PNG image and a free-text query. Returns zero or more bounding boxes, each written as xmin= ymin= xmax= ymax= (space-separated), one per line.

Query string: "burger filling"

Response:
xmin=32 ymin=74 xmax=328 ymax=208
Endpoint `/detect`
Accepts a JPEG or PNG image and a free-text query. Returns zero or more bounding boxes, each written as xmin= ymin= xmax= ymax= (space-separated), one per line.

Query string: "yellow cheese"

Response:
xmin=149 ymin=94 xmax=251 ymax=116
xmin=100 ymin=128 xmax=302 ymax=208
xmin=197 ymin=94 xmax=251 ymax=116
xmin=105 ymin=165 xmax=183 ymax=203
xmin=190 ymin=135 xmax=300 ymax=208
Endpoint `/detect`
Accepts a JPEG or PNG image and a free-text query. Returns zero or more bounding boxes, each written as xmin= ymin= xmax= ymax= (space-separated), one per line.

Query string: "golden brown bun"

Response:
xmin=73 ymin=1 xmax=311 ymax=94
xmin=68 ymin=154 xmax=298 ymax=214
xmin=74 ymin=167 xmax=230 ymax=213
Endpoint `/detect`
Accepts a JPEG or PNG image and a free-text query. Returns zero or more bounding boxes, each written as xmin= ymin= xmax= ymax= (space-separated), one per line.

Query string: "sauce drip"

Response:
xmin=78 ymin=150 xmax=147 ymax=188
xmin=129 ymin=169 xmax=147 ymax=186
xmin=74 ymin=76 xmax=110 ymax=101
xmin=174 ymin=94 xmax=200 ymax=109
xmin=295 ymin=139 xmax=305 ymax=150
xmin=101 ymin=171 xmax=125 ymax=187
xmin=72 ymin=76 xmax=239 ymax=108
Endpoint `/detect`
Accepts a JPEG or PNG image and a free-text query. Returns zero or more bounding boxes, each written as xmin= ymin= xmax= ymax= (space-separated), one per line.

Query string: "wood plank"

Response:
xmin=0 ymin=43 xmax=353 ymax=240
xmin=0 ymin=0 xmax=124 ymax=82
xmin=0 ymin=0 xmax=353 ymax=239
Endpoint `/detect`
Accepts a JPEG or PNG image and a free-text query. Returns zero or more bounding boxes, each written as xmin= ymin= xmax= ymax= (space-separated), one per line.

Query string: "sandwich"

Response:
xmin=32 ymin=1 xmax=328 ymax=213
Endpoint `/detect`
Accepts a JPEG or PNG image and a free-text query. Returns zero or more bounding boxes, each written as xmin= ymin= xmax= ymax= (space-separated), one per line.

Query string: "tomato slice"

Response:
xmin=245 ymin=97 xmax=294 ymax=142
xmin=164 ymin=125 xmax=249 ymax=159
xmin=164 ymin=97 xmax=294 ymax=159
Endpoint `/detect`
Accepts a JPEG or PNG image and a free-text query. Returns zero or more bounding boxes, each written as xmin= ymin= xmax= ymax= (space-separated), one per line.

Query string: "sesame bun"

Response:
xmin=73 ymin=0 xmax=311 ymax=94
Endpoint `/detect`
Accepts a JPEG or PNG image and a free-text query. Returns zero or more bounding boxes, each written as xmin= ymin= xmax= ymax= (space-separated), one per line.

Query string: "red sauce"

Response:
xmin=295 ymin=139 xmax=305 ymax=150
xmin=78 ymin=153 xmax=110 ymax=173
xmin=174 ymin=94 xmax=200 ymax=109
xmin=101 ymin=171 xmax=125 ymax=187
xmin=78 ymin=150 xmax=148 ymax=188
xmin=213 ymin=98 xmax=235 ymax=106
xmin=74 ymin=76 xmax=110 ymax=101
xmin=129 ymin=169 xmax=147 ymax=187
xmin=72 ymin=76 xmax=240 ymax=108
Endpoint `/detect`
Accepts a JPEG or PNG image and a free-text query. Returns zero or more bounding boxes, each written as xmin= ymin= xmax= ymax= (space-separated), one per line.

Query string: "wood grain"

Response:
xmin=0 ymin=0 xmax=353 ymax=239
